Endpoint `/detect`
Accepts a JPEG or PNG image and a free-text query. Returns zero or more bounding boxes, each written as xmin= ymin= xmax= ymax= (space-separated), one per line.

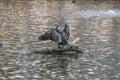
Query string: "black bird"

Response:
xmin=38 ymin=24 xmax=71 ymax=48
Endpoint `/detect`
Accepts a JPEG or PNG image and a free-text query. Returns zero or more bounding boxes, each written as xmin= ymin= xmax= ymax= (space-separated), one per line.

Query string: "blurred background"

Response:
xmin=0 ymin=0 xmax=120 ymax=80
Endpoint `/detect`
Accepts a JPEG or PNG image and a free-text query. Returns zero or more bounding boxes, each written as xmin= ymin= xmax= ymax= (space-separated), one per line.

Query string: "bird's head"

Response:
xmin=55 ymin=23 xmax=60 ymax=30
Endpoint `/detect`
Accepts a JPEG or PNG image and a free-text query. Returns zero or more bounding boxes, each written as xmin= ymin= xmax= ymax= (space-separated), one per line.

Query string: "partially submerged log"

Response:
xmin=25 ymin=38 xmax=83 ymax=54
xmin=34 ymin=45 xmax=83 ymax=54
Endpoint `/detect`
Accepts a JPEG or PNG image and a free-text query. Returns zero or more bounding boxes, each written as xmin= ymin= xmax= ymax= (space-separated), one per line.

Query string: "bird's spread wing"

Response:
xmin=50 ymin=30 xmax=60 ymax=42
xmin=38 ymin=28 xmax=54 ymax=41
xmin=63 ymin=24 xmax=70 ymax=40
xmin=38 ymin=33 xmax=50 ymax=41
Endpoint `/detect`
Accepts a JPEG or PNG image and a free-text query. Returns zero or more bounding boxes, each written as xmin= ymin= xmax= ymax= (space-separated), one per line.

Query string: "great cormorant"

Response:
xmin=38 ymin=24 xmax=71 ymax=48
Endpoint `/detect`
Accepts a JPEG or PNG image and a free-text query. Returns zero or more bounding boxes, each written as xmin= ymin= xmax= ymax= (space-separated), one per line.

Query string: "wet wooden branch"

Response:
xmin=25 ymin=38 xmax=82 ymax=54
xmin=72 ymin=38 xmax=80 ymax=44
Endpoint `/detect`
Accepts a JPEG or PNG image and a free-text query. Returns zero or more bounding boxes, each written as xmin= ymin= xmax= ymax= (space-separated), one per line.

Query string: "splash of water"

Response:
xmin=73 ymin=9 xmax=120 ymax=18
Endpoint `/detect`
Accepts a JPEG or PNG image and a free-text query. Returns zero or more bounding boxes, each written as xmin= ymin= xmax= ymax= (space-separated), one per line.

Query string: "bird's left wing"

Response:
xmin=50 ymin=30 xmax=60 ymax=42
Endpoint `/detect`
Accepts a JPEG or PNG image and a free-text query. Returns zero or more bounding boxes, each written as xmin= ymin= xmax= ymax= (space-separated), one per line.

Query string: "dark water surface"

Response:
xmin=0 ymin=0 xmax=120 ymax=80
